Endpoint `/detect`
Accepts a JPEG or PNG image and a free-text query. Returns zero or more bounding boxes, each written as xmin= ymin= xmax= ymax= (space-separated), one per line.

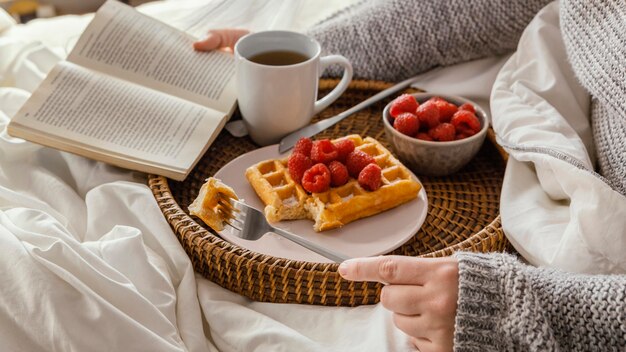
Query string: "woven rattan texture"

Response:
xmin=148 ymin=79 xmax=508 ymax=306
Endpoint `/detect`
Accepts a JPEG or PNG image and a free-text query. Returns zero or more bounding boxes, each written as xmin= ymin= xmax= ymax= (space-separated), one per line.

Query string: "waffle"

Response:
xmin=245 ymin=135 xmax=421 ymax=232
xmin=188 ymin=177 xmax=238 ymax=232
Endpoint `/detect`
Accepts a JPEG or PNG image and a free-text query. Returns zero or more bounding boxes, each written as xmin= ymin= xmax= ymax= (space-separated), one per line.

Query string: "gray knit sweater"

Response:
xmin=560 ymin=0 xmax=626 ymax=195
xmin=454 ymin=252 xmax=625 ymax=351
xmin=308 ymin=0 xmax=553 ymax=81
xmin=308 ymin=0 xmax=625 ymax=196
xmin=308 ymin=1 xmax=626 ymax=350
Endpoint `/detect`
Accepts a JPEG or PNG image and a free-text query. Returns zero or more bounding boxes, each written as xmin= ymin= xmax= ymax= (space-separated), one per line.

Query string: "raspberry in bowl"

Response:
xmin=382 ymin=93 xmax=489 ymax=176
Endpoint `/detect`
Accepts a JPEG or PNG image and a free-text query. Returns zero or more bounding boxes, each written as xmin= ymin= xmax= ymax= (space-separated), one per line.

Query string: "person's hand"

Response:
xmin=338 ymin=256 xmax=459 ymax=352
xmin=193 ymin=29 xmax=250 ymax=52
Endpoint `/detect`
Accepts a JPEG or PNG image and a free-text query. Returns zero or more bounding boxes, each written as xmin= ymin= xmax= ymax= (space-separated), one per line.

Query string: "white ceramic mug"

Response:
xmin=234 ymin=31 xmax=353 ymax=146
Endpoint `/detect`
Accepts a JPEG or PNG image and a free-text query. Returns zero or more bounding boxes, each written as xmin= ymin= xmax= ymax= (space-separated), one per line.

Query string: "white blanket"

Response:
xmin=491 ymin=2 xmax=626 ymax=274
xmin=1 ymin=1 xmax=622 ymax=351
xmin=0 ymin=1 xmax=410 ymax=351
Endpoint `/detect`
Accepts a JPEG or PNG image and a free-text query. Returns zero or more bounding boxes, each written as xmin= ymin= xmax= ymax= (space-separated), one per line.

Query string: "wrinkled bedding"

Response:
xmin=1 ymin=1 xmax=622 ymax=351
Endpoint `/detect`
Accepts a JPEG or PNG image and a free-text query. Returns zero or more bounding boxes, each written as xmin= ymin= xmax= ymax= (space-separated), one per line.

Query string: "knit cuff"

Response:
xmin=452 ymin=252 xmax=512 ymax=352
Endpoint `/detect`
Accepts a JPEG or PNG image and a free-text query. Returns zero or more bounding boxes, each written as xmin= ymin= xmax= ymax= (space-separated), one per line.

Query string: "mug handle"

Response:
xmin=313 ymin=55 xmax=353 ymax=114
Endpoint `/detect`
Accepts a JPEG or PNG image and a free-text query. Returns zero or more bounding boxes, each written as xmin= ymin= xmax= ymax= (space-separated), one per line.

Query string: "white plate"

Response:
xmin=214 ymin=145 xmax=428 ymax=263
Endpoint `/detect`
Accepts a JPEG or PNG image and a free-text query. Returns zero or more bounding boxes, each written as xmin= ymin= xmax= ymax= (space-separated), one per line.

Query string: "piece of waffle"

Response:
xmin=245 ymin=135 xmax=421 ymax=232
xmin=189 ymin=177 xmax=239 ymax=232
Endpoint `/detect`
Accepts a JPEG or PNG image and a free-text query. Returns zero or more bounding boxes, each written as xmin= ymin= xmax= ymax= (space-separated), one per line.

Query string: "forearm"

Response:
xmin=453 ymin=252 xmax=626 ymax=352
xmin=307 ymin=0 xmax=553 ymax=81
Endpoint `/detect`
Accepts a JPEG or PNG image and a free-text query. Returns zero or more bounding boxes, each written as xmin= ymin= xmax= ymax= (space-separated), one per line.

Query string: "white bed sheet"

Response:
xmin=3 ymin=1 xmax=620 ymax=351
xmin=0 ymin=1 xmax=413 ymax=351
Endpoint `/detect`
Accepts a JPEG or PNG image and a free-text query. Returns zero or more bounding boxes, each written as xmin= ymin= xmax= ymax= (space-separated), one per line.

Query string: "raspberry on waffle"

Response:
xmin=245 ymin=135 xmax=422 ymax=232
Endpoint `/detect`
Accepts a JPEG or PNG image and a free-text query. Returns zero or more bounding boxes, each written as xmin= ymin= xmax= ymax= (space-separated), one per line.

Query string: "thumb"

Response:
xmin=193 ymin=32 xmax=221 ymax=51
xmin=193 ymin=29 xmax=250 ymax=52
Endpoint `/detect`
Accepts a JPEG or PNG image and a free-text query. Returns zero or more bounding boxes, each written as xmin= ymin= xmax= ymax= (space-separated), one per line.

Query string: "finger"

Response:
xmin=380 ymin=284 xmax=427 ymax=315
xmin=193 ymin=32 xmax=221 ymax=51
xmin=338 ymin=256 xmax=437 ymax=285
xmin=410 ymin=337 xmax=439 ymax=352
xmin=193 ymin=29 xmax=249 ymax=51
xmin=392 ymin=313 xmax=431 ymax=342
xmin=409 ymin=311 xmax=455 ymax=352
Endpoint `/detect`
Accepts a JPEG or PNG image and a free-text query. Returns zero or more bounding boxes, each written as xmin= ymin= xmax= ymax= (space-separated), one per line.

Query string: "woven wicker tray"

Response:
xmin=149 ymin=79 xmax=509 ymax=306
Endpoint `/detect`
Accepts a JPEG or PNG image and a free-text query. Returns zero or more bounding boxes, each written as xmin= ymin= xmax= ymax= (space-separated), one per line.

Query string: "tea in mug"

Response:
xmin=248 ymin=50 xmax=309 ymax=66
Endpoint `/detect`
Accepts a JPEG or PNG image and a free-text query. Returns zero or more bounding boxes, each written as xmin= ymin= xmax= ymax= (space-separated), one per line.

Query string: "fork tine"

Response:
xmin=216 ymin=204 xmax=232 ymax=219
xmin=216 ymin=206 xmax=232 ymax=222
xmin=217 ymin=204 xmax=234 ymax=219
xmin=217 ymin=195 xmax=236 ymax=210
xmin=218 ymin=201 xmax=241 ymax=221
xmin=225 ymin=197 xmax=241 ymax=208
xmin=230 ymin=211 xmax=247 ymax=228
xmin=217 ymin=196 xmax=258 ymax=233
xmin=224 ymin=211 xmax=244 ymax=227
xmin=217 ymin=194 xmax=250 ymax=212
xmin=217 ymin=207 xmax=243 ymax=232
xmin=216 ymin=198 xmax=237 ymax=220
xmin=219 ymin=197 xmax=248 ymax=220
xmin=223 ymin=218 xmax=243 ymax=232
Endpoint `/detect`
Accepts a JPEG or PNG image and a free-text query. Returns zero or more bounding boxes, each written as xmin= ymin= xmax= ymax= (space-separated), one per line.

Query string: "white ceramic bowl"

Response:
xmin=382 ymin=93 xmax=489 ymax=176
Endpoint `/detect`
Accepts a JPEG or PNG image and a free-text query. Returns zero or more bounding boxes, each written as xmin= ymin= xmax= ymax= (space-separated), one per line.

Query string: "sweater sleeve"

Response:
xmin=452 ymin=252 xmax=626 ymax=352
xmin=306 ymin=0 xmax=553 ymax=82
xmin=560 ymin=0 xmax=626 ymax=195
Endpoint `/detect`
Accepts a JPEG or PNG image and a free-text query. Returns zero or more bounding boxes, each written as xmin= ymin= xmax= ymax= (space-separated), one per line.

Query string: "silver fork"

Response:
xmin=217 ymin=196 xmax=351 ymax=263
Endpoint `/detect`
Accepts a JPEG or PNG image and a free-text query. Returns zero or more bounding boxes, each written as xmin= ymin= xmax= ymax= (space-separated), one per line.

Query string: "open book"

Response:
xmin=8 ymin=0 xmax=237 ymax=181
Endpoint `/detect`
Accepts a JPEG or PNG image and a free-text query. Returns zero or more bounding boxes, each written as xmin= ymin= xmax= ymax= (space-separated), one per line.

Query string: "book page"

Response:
xmin=68 ymin=0 xmax=236 ymax=113
xmin=9 ymin=61 xmax=225 ymax=174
